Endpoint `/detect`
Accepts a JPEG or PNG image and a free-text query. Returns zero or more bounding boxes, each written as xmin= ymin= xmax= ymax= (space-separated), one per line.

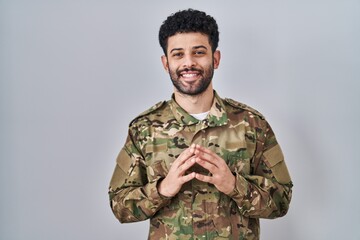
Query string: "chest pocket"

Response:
xmin=145 ymin=141 xmax=169 ymax=162
xmin=222 ymin=129 xmax=256 ymax=175
xmin=145 ymin=142 xmax=171 ymax=181
xmin=223 ymin=143 xmax=251 ymax=175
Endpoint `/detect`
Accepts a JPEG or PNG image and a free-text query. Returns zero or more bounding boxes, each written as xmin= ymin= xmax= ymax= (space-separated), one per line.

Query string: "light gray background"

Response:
xmin=1 ymin=0 xmax=359 ymax=239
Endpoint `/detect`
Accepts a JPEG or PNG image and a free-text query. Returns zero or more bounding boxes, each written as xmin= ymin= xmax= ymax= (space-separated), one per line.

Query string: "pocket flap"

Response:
xmin=145 ymin=142 xmax=168 ymax=153
xmin=263 ymin=145 xmax=291 ymax=184
xmin=263 ymin=145 xmax=284 ymax=167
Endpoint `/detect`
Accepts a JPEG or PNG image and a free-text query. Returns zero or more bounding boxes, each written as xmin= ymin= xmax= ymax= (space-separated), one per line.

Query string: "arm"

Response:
xmin=109 ymin=130 xmax=197 ymax=223
xmin=194 ymin=122 xmax=292 ymax=219
xmin=227 ymin=122 xmax=293 ymax=219
xmin=108 ymin=132 xmax=171 ymax=223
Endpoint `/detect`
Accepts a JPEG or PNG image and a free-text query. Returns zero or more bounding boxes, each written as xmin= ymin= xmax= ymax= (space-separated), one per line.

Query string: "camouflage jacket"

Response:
xmin=109 ymin=91 xmax=293 ymax=240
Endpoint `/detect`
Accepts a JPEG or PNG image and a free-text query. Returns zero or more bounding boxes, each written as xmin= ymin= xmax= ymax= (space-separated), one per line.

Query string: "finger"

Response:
xmin=194 ymin=144 xmax=219 ymax=156
xmin=195 ymin=145 xmax=228 ymax=168
xmin=195 ymin=173 xmax=213 ymax=184
xmin=194 ymin=145 xmax=220 ymax=167
xmin=173 ymin=144 xmax=196 ymax=167
xmin=180 ymin=172 xmax=196 ymax=184
xmin=177 ymin=157 xmax=196 ymax=175
xmin=195 ymin=157 xmax=217 ymax=174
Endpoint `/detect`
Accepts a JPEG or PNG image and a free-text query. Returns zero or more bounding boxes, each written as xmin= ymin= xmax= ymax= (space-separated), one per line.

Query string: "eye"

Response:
xmin=172 ymin=52 xmax=183 ymax=58
xmin=195 ymin=51 xmax=205 ymax=55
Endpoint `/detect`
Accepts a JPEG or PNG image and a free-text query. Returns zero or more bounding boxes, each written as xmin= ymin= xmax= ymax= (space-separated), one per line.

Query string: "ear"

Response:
xmin=161 ymin=55 xmax=169 ymax=72
xmin=213 ymin=50 xmax=221 ymax=69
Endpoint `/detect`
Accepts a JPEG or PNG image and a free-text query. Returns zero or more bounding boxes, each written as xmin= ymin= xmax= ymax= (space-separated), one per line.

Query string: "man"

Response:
xmin=109 ymin=9 xmax=293 ymax=239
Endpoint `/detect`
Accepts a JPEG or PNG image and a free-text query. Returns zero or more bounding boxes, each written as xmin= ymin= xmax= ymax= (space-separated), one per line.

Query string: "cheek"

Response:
xmin=168 ymin=64 xmax=179 ymax=74
xmin=200 ymin=59 xmax=214 ymax=69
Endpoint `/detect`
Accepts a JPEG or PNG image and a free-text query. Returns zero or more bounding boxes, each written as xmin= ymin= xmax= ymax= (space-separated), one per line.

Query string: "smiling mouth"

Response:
xmin=181 ymin=72 xmax=199 ymax=79
xmin=179 ymin=70 xmax=202 ymax=82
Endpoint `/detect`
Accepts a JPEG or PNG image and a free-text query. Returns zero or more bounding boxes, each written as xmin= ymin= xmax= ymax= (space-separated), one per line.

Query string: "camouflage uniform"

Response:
xmin=109 ymin=91 xmax=293 ymax=240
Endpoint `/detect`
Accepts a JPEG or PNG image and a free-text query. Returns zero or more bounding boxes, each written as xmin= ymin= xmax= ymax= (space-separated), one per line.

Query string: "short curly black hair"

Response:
xmin=159 ymin=9 xmax=219 ymax=55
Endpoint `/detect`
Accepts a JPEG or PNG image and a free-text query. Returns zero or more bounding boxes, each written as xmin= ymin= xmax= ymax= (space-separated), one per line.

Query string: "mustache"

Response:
xmin=176 ymin=67 xmax=204 ymax=75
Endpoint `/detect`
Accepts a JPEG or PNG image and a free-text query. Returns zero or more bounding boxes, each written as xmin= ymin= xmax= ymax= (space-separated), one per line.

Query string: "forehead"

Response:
xmin=167 ymin=32 xmax=211 ymax=51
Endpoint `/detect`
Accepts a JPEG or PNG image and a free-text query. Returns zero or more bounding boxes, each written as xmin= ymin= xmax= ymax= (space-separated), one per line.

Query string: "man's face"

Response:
xmin=161 ymin=32 xmax=220 ymax=96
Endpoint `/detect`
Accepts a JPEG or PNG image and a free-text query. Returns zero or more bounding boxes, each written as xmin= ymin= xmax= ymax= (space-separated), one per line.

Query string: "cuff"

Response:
xmin=144 ymin=178 xmax=171 ymax=209
xmin=226 ymin=173 xmax=248 ymax=202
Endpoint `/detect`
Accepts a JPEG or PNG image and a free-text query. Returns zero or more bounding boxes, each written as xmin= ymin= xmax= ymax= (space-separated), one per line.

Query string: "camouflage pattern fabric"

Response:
xmin=109 ymin=91 xmax=293 ymax=240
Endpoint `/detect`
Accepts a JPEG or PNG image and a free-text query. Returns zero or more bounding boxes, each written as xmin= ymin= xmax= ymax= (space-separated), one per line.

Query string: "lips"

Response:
xmin=178 ymin=68 xmax=203 ymax=82
xmin=181 ymin=72 xmax=199 ymax=79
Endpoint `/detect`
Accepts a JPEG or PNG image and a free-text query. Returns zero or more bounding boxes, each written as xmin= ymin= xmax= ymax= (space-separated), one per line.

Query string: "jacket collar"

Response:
xmin=169 ymin=91 xmax=228 ymax=127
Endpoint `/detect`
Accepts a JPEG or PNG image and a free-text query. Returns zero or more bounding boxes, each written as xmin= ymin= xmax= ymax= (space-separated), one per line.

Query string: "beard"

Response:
xmin=168 ymin=63 xmax=214 ymax=96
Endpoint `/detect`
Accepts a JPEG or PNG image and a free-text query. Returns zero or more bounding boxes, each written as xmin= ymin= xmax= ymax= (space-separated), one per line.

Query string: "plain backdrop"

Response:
xmin=1 ymin=0 xmax=359 ymax=239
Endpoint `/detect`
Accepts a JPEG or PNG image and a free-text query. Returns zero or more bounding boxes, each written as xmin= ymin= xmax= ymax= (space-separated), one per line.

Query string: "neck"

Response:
xmin=174 ymin=84 xmax=214 ymax=114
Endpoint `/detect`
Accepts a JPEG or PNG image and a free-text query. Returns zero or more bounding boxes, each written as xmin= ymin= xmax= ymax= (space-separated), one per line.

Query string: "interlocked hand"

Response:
xmin=158 ymin=144 xmax=196 ymax=197
xmin=193 ymin=144 xmax=235 ymax=195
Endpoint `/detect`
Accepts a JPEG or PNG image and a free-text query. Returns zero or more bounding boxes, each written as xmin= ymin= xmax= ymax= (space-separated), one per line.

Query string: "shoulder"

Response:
xmin=223 ymin=97 xmax=265 ymax=120
xmin=129 ymin=100 xmax=169 ymax=127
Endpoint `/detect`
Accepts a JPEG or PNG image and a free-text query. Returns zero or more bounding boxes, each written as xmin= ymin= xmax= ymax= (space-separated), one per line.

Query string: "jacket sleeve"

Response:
xmin=108 ymin=130 xmax=171 ymax=223
xmin=227 ymin=121 xmax=293 ymax=219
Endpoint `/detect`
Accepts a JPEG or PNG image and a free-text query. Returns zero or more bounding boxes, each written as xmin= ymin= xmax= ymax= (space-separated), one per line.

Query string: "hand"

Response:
xmin=193 ymin=145 xmax=235 ymax=195
xmin=158 ymin=144 xmax=197 ymax=197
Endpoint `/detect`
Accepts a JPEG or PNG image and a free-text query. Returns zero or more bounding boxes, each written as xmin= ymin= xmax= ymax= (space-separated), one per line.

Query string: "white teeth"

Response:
xmin=182 ymin=74 xmax=197 ymax=78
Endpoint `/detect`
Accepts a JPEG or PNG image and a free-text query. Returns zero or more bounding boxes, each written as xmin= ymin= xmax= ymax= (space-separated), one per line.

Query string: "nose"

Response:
xmin=182 ymin=54 xmax=196 ymax=69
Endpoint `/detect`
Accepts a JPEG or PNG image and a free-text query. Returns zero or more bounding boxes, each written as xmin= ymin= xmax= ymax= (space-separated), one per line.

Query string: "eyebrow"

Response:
xmin=170 ymin=48 xmax=183 ymax=53
xmin=193 ymin=45 xmax=208 ymax=50
xmin=169 ymin=45 xmax=208 ymax=53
